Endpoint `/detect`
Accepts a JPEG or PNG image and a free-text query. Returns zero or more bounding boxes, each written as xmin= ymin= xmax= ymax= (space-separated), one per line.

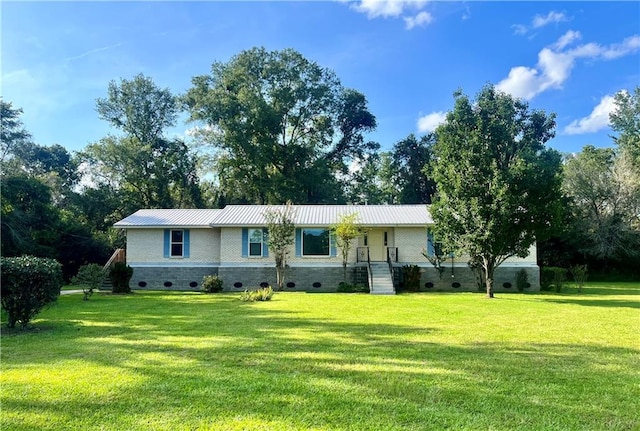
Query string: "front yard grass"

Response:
xmin=1 ymin=282 xmax=638 ymax=430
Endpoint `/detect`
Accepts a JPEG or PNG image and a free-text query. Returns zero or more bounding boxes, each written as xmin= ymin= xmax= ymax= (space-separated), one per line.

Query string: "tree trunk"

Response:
xmin=275 ymin=253 xmax=286 ymax=291
xmin=485 ymin=274 xmax=494 ymax=298
xmin=483 ymin=257 xmax=495 ymax=298
xmin=343 ymin=263 xmax=347 ymax=283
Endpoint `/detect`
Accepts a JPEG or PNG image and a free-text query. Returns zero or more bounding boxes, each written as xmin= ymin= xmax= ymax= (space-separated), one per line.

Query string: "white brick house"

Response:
xmin=114 ymin=205 xmax=540 ymax=293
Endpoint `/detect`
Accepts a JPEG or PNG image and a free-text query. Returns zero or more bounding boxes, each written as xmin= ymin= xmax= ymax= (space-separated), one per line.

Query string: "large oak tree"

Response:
xmin=431 ymin=85 xmax=562 ymax=298
xmin=183 ymin=47 xmax=377 ymax=204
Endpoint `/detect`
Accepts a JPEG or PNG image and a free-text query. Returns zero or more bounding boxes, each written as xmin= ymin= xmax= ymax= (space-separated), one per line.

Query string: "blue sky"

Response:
xmin=2 ymin=1 xmax=639 ymax=155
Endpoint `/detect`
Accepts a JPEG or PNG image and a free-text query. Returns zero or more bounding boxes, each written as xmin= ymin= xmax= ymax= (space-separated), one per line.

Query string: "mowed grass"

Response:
xmin=1 ymin=283 xmax=639 ymax=431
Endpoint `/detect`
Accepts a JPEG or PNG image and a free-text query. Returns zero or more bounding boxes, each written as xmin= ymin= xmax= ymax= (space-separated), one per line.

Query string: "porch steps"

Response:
xmin=369 ymin=263 xmax=395 ymax=295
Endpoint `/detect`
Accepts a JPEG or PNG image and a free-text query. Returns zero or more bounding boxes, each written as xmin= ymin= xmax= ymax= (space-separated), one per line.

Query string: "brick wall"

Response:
xmin=218 ymin=264 xmax=359 ymax=292
xmin=127 ymin=228 xmax=219 ymax=264
xmin=131 ymin=265 xmax=218 ymax=291
xmin=395 ymin=264 xmax=540 ymax=292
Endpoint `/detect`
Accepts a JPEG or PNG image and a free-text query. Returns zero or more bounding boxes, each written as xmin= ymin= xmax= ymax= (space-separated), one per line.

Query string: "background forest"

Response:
xmin=1 ymin=48 xmax=638 ymax=281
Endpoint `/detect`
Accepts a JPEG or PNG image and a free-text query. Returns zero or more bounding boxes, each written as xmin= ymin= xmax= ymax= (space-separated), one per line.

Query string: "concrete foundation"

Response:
xmin=218 ymin=266 xmax=360 ymax=292
xmin=395 ymin=264 xmax=540 ymax=292
xmin=129 ymin=263 xmax=539 ymax=293
xmin=130 ymin=266 xmax=218 ymax=291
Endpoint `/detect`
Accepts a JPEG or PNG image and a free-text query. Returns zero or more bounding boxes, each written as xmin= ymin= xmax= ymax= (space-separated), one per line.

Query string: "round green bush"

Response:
xmin=201 ymin=275 xmax=224 ymax=293
xmin=1 ymin=256 xmax=63 ymax=329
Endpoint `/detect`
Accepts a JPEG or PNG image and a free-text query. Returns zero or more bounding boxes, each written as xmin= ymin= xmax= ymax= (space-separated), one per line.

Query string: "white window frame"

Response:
xmin=170 ymin=229 xmax=184 ymax=257
xmin=302 ymin=228 xmax=331 ymax=257
xmin=248 ymin=228 xmax=264 ymax=257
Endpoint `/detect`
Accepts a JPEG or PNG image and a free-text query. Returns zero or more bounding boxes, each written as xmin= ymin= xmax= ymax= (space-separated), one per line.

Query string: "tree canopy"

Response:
xmin=431 ymin=85 xmax=562 ymax=297
xmin=83 ymin=74 xmax=202 ymax=210
xmin=183 ymin=47 xmax=378 ymax=204
xmin=563 ymin=145 xmax=639 ymax=261
xmin=610 ymin=87 xmax=640 ymax=163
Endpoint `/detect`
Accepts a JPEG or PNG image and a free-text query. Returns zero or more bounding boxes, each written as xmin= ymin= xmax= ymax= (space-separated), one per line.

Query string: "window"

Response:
xmin=249 ymin=228 xmax=263 ymax=257
xmin=171 ymin=230 xmax=184 ymax=257
xmin=302 ymin=229 xmax=330 ymax=256
xmin=426 ymin=230 xmax=444 ymax=257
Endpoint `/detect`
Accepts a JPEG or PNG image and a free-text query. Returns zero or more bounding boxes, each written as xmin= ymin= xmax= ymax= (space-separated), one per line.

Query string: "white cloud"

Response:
xmin=532 ymin=11 xmax=569 ymax=29
xmin=417 ymin=111 xmax=447 ymax=133
xmin=601 ymin=35 xmax=640 ymax=59
xmin=564 ymin=94 xmax=617 ymax=135
xmin=553 ymin=30 xmax=581 ymax=50
xmin=513 ymin=10 xmax=570 ymax=35
xmin=349 ymin=0 xmax=433 ymax=30
xmin=497 ymin=32 xmax=640 ymax=100
xmin=512 ymin=24 xmax=528 ymax=36
xmin=351 ymin=0 xmax=428 ymax=19
xmin=404 ymin=11 xmax=433 ymax=29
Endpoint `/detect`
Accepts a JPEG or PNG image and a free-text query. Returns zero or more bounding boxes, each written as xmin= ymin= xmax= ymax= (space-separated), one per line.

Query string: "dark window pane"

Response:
xmin=171 ymin=244 xmax=183 ymax=256
xmin=303 ymin=229 xmax=330 ymax=256
xmin=172 ymin=230 xmax=183 ymax=242
xmin=249 ymin=242 xmax=262 ymax=256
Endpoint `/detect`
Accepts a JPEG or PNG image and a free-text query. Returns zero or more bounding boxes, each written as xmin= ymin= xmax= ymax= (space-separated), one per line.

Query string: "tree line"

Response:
xmin=1 ymin=47 xmax=638 ymax=281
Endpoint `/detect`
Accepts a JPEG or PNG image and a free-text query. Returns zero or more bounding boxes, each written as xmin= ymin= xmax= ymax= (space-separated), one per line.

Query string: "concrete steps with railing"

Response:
xmin=369 ymin=263 xmax=395 ymax=295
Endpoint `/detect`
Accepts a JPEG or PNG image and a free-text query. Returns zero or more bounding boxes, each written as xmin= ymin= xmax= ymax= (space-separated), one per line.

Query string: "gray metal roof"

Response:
xmin=114 ymin=205 xmax=433 ymax=228
xmin=209 ymin=205 xmax=433 ymax=227
xmin=113 ymin=209 xmax=223 ymax=228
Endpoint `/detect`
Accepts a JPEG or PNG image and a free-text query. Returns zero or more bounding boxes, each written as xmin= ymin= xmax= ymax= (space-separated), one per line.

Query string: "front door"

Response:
xmin=368 ymin=229 xmax=386 ymax=261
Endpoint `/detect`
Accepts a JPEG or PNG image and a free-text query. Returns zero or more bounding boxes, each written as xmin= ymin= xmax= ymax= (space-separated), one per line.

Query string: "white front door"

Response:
xmin=368 ymin=229 xmax=386 ymax=261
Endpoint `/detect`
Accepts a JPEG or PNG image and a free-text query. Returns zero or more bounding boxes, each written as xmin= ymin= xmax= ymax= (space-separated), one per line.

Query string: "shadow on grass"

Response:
xmin=2 ymin=292 xmax=639 ymax=431
xmin=539 ymin=298 xmax=640 ymax=309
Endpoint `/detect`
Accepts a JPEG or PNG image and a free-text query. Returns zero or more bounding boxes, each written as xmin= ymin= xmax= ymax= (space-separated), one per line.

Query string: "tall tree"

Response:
xmin=610 ymin=87 xmax=640 ymax=163
xmin=431 ymin=85 xmax=562 ymax=298
xmin=0 ymin=99 xmax=32 ymax=164
xmin=85 ymin=74 xmax=202 ymax=209
xmin=563 ymin=145 xmax=640 ymax=261
xmin=392 ymin=133 xmax=436 ymax=204
xmin=183 ymin=47 xmax=377 ymax=204
xmin=96 ymin=74 xmax=178 ymax=144
xmin=81 ymin=136 xmax=202 ymax=209
xmin=346 ymin=151 xmax=398 ymax=204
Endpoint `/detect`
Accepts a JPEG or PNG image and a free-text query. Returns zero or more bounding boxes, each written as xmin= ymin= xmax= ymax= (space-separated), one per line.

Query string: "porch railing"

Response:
xmin=386 ymin=247 xmax=398 ymax=263
xmin=103 ymin=248 xmax=126 ymax=271
xmin=357 ymin=247 xmax=370 ymax=263
xmin=387 ymin=249 xmax=397 ymax=290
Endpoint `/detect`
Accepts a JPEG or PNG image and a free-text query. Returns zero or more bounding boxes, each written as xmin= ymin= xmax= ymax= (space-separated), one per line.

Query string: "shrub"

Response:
xmin=516 ymin=269 xmax=529 ymax=292
xmin=569 ymin=264 xmax=588 ymax=293
xmin=72 ymin=263 xmax=105 ymax=300
xmin=541 ymin=267 xmax=567 ymax=292
xmin=109 ymin=262 xmax=133 ymax=294
xmin=337 ymin=282 xmax=370 ymax=293
xmin=201 ymin=275 xmax=224 ymax=293
xmin=240 ymin=286 xmax=274 ymax=302
xmin=1 ymin=256 xmax=63 ymax=329
xmin=402 ymin=265 xmax=421 ymax=292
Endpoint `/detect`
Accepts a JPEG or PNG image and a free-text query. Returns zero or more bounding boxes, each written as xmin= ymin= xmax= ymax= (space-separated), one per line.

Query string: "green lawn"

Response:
xmin=2 ymin=283 xmax=639 ymax=431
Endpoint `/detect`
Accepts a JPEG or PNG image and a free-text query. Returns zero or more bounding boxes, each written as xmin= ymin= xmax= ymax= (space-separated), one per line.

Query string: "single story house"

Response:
xmin=114 ymin=205 xmax=540 ymax=293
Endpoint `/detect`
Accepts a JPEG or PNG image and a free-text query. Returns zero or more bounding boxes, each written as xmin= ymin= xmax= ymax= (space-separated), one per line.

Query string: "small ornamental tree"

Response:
xmin=264 ymin=203 xmax=296 ymax=291
xmin=569 ymin=264 xmax=588 ymax=293
xmin=331 ymin=212 xmax=361 ymax=283
xmin=72 ymin=263 xmax=105 ymax=300
xmin=431 ymin=85 xmax=562 ymax=298
xmin=1 ymin=256 xmax=63 ymax=329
